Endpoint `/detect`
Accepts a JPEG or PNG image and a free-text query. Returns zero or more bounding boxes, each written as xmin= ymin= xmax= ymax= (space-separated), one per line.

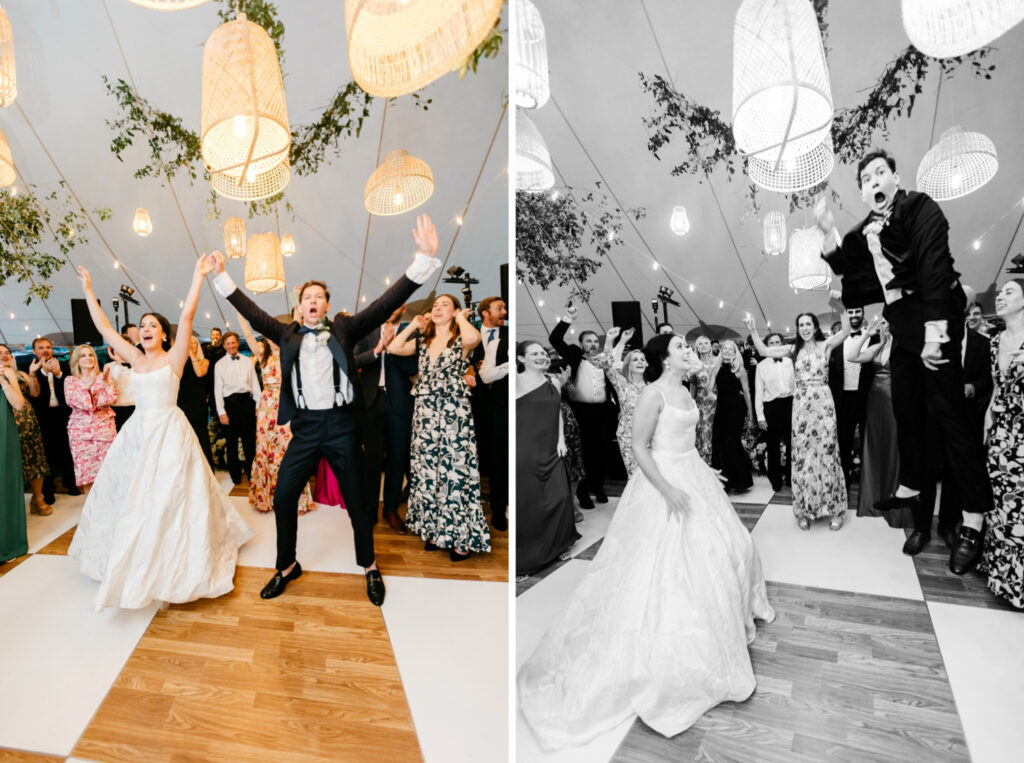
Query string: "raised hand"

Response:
xmin=209 ymin=251 xmax=226 ymax=275
xmin=458 ymin=307 xmax=472 ymax=322
xmin=412 ymin=314 xmax=430 ymax=332
xmin=565 ymin=304 xmax=579 ymax=322
xmin=28 ymin=357 xmax=42 ymax=374
xmin=866 ymin=315 xmax=883 ymax=335
xmin=412 ymin=214 xmax=439 ymax=258
xmin=77 ymin=266 xmax=92 ymax=293
xmin=622 ymin=327 xmax=635 ymax=342
xmin=743 ymin=315 xmax=756 ymax=332
xmin=606 ymin=326 xmax=621 ymax=341
xmin=196 ymin=252 xmax=216 ymax=277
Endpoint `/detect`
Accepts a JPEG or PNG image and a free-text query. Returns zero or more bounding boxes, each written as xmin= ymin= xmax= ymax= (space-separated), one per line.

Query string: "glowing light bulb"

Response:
xmin=205 ymin=312 xmax=211 ymax=319
xmin=114 ymin=261 xmax=120 ymax=269
xmin=361 ymin=295 xmax=367 ymax=303
xmin=719 ymin=300 xmax=724 ymax=309
xmin=9 ymin=186 xmax=17 ymax=197
xmin=384 ymin=276 xmax=391 ymax=285
xmin=551 ymin=190 xmax=560 ymax=200
xmin=652 ymin=262 xmax=659 ymax=270
xmin=149 ymin=284 xmax=155 ymax=292
xmin=569 ymin=328 xmax=575 ymax=334
xmin=394 ymin=186 xmax=403 ymax=207
xmin=178 ymin=301 xmax=184 ymax=309
xmin=973 ymin=239 xmax=981 ymax=250
xmin=456 ymin=215 xmax=464 ymax=226
xmin=950 ymin=171 xmax=963 ymax=189
xmin=608 ymin=230 xmax=615 ymax=242
xmin=784 ymin=155 xmax=797 ymax=172
xmin=688 ymin=284 xmax=695 ymax=293
xmin=766 ymin=320 xmax=771 ymax=327
xmin=245 ymin=166 xmax=257 ymax=184
xmin=68 ymin=228 xmax=75 ymax=238
xmin=538 ymin=299 xmax=545 ymax=307
xmin=7 ymin=312 xmax=12 ymax=319
xmin=233 ymin=114 xmax=248 ymax=138
xmin=24 ymin=324 xmax=28 ymax=331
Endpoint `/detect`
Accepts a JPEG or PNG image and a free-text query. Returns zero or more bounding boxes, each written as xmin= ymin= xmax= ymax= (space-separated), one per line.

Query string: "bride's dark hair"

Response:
xmin=642 ymin=334 xmax=675 ymax=383
xmin=140 ymin=312 xmax=173 ymax=352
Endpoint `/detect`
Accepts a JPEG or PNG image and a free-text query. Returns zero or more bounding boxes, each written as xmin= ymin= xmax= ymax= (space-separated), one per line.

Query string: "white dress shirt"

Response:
xmin=478 ymin=325 xmax=508 ymax=384
xmin=842 ymin=334 xmax=864 ymax=390
xmin=569 ymin=355 xmax=611 ymax=404
xmin=44 ymin=371 xmax=58 ymax=407
xmin=214 ymin=353 xmax=260 ymax=415
xmin=754 ymin=356 xmax=795 ymax=423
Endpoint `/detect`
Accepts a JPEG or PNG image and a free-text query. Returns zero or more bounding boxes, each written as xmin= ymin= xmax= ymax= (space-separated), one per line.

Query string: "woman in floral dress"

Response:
xmin=0 ymin=344 xmax=51 ymax=515
xmin=747 ymin=314 xmax=849 ymax=530
xmin=602 ymin=327 xmax=646 ymax=476
xmin=64 ymin=345 xmax=118 ymax=493
xmin=979 ymin=279 xmax=1024 ymax=609
xmin=692 ymin=336 xmax=720 ymax=463
xmin=389 ymin=294 xmax=487 ymax=561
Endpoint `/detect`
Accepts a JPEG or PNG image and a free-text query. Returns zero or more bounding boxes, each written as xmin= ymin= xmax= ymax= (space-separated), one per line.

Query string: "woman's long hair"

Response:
xmin=421 ymin=294 xmax=463 ymax=349
xmin=140 ymin=312 xmax=173 ymax=352
xmin=642 ymin=334 xmax=675 ymax=383
xmin=793 ymin=312 xmax=826 ymax=358
xmin=69 ymin=344 xmax=98 ymax=378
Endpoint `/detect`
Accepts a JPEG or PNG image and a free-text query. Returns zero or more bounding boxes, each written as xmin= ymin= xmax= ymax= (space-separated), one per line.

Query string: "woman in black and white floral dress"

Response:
xmin=980 ymin=279 xmax=1024 ymax=609
xmin=389 ymin=294 xmax=489 ymax=561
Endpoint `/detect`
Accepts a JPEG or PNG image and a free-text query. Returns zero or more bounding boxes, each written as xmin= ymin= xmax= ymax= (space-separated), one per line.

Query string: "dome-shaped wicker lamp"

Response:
xmin=789 ymin=227 xmax=830 ymax=290
xmin=0 ymin=6 xmax=15 ymax=107
xmin=364 ymin=150 xmax=434 ymax=216
xmin=245 ymin=232 xmax=285 ymax=293
xmin=763 ymin=211 xmax=786 ymax=256
xmin=732 ymin=0 xmax=833 ymax=163
xmin=281 ymin=233 xmax=295 ymax=257
xmin=224 ymin=216 xmax=246 ymax=258
xmin=345 ymin=0 xmax=504 ymax=98
xmin=747 ymin=137 xmax=834 ymax=193
xmin=133 ymin=207 xmax=153 ymax=237
xmin=202 ymin=13 xmax=290 ymax=201
xmin=126 ymin=0 xmax=211 ymax=9
xmin=916 ymin=125 xmax=998 ymax=201
xmin=670 ymin=206 xmax=690 ymax=236
xmin=0 ymin=127 xmax=15 ymax=188
xmin=516 ymin=0 xmax=550 ymax=109
xmin=516 ymin=110 xmax=554 ymax=191
xmin=902 ymin=0 xmax=1024 ymax=58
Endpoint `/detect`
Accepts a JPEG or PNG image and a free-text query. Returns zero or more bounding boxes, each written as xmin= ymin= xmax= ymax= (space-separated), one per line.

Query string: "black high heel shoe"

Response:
xmin=450 ymin=549 xmax=470 ymax=562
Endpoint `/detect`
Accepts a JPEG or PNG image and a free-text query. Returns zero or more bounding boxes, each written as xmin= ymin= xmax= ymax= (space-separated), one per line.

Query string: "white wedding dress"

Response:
xmin=69 ymin=364 xmax=254 ymax=611
xmin=518 ymin=388 xmax=775 ymax=750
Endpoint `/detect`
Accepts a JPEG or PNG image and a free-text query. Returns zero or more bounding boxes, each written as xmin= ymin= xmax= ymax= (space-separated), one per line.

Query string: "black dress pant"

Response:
xmin=274 ymin=406 xmax=373 ymax=569
xmin=36 ymin=406 xmax=74 ymax=499
xmin=763 ymin=396 xmax=793 ymax=490
xmin=483 ymin=402 xmax=509 ymax=517
xmin=359 ymin=390 xmax=412 ymax=521
xmin=837 ymin=389 xmax=866 ymax=479
xmin=570 ymin=401 xmax=609 ymax=495
xmin=223 ymin=393 xmax=257 ymax=484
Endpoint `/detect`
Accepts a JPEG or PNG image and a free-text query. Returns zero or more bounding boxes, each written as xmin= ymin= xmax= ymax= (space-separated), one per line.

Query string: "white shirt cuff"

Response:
xmin=405 ymin=254 xmax=442 ymax=285
xmin=924 ymin=320 xmax=949 ymax=344
xmin=213 ymin=271 xmax=237 ymax=296
xmin=480 ymin=362 xmax=509 ymax=384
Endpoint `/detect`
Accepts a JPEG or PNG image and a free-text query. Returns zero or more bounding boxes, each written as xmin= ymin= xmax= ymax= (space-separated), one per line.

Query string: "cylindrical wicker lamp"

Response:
xmin=0 ymin=6 xmax=15 ymax=107
xmin=224 ymin=216 xmax=246 ymax=258
xmin=281 ymin=233 xmax=295 ymax=257
xmin=516 ymin=110 xmax=554 ymax=191
xmin=202 ymin=14 xmax=290 ymax=201
xmin=747 ymin=138 xmax=834 ymax=192
xmin=126 ymin=0 xmax=211 ymax=9
xmin=516 ymin=0 xmax=550 ymax=109
xmin=670 ymin=206 xmax=690 ymax=236
xmin=732 ymin=0 xmax=833 ymax=163
xmin=0 ymin=127 xmax=15 ymax=188
xmin=345 ymin=0 xmax=504 ymax=97
xmin=245 ymin=232 xmax=285 ymax=293
xmin=364 ymin=150 xmax=434 ymax=216
xmin=133 ymin=208 xmax=153 ymax=237
xmin=763 ymin=211 xmax=786 ymax=256
xmin=902 ymin=0 xmax=1024 ymax=58
xmin=788 ymin=227 xmax=829 ymax=290
xmin=916 ymin=126 xmax=998 ymax=201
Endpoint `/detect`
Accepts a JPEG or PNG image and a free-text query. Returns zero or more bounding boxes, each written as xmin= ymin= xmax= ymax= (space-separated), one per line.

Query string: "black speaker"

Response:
xmin=611 ymin=301 xmax=644 ymax=352
xmin=500 ymin=262 xmax=508 ymax=304
xmin=70 ymin=299 xmax=104 ymax=346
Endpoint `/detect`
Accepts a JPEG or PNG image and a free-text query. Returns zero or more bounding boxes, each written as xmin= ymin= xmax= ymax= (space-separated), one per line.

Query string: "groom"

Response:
xmin=210 ymin=214 xmax=440 ymax=604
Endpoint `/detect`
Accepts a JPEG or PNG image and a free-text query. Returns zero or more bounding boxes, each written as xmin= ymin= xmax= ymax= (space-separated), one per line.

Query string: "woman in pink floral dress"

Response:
xmin=64 ymin=345 xmax=118 ymax=492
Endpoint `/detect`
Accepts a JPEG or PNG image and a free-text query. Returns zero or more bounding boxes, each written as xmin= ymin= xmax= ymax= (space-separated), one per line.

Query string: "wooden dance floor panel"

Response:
xmin=517 ymin=475 xmax=1021 ymax=763
xmin=0 ymin=480 xmax=508 ymax=763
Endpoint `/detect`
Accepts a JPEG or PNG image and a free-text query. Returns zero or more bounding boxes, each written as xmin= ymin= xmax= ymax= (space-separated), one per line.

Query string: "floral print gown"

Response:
xmin=14 ymin=375 xmax=48 ymax=483
xmin=64 ymin=375 xmax=118 ymax=486
xmin=979 ymin=333 xmax=1024 ymax=609
xmin=606 ymin=368 xmax=644 ymax=476
xmin=407 ymin=337 xmax=490 ymax=554
xmin=791 ymin=343 xmax=847 ymax=521
xmin=249 ymin=351 xmax=313 ymax=514
xmin=692 ymin=359 xmax=717 ymax=463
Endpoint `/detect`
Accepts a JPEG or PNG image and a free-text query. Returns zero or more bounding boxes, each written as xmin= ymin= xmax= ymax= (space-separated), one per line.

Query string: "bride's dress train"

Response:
xmin=518 ymin=395 xmax=775 ymax=750
xmin=69 ymin=365 xmax=254 ymax=611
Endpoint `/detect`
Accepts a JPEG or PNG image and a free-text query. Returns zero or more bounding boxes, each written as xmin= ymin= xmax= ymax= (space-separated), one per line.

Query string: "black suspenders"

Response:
xmin=294 ymin=342 xmax=345 ymax=410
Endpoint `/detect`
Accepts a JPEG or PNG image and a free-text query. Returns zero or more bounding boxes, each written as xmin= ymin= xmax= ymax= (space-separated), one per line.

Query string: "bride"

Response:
xmin=518 ymin=333 xmax=775 ymax=749
xmin=68 ymin=254 xmax=254 ymax=612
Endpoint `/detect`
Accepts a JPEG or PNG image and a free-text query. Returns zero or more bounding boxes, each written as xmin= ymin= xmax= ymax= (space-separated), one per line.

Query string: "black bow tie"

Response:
xmin=850 ymin=331 xmax=862 ymax=337
xmin=297 ymin=325 xmax=318 ymax=335
xmin=230 ymin=355 xmax=240 ymax=361
xmin=773 ymin=358 xmax=783 ymax=364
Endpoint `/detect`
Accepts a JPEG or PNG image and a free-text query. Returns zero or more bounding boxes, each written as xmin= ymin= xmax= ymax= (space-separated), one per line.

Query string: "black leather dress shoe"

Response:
xmin=594 ymin=490 xmax=609 ymax=504
xmin=67 ymin=487 xmax=81 ymax=497
xmin=874 ymin=493 xmax=921 ymax=512
xmin=450 ymin=549 xmax=471 ymax=562
xmin=366 ymin=570 xmax=386 ymax=606
xmin=902 ymin=531 xmax=930 ymax=556
xmin=491 ymin=513 xmax=508 ymax=532
xmin=940 ymin=527 xmax=960 ymax=551
xmin=260 ymin=562 xmax=302 ymax=599
xmin=577 ymin=490 xmax=595 ymax=509
xmin=424 ymin=541 xmax=441 ymax=551
xmin=383 ymin=510 xmax=409 ymax=535
xmin=949 ymin=527 xmax=983 ymax=575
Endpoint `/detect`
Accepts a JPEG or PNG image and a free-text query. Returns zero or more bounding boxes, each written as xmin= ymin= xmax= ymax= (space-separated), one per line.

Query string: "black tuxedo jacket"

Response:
xmin=29 ymin=360 xmax=71 ymax=415
xmin=828 ymin=332 xmax=879 ymax=400
xmin=549 ymin=320 xmax=614 ymax=402
xmin=353 ymin=324 xmax=419 ymax=416
xmin=963 ymin=328 xmax=993 ymax=417
xmin=226 ymin=275 xmax=423 ymax=425
xmin=471 ymin=325 xmax=509 ymax=409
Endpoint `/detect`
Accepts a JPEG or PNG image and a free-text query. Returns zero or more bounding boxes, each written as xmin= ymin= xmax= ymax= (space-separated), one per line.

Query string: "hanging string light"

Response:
xmin=364 ymin=149 xmax=434 ymax=216
xmin=224 ymin=216 xmax=246 ymax=258
xmin=917 ymin=125 xmax=998 ymax=201
xmin=133 ymin=208 xmax=153 ymax=237
xmin=281 ymin=233 xmax=295 ymax=257
xmin=902 ymin=0 xmax=1024 ymax=58
xmin=516 ymin=0 xmax=550 ymax=109
xmin=0 ymin=5 xmax=15 ymax=107
xmin=763 ymin=211 xmax=786 ymax=256
xmin=670 ymin=206 xmax=690 ymax=236
xmin=245 ymin=232 xmax=285 ymax=294
xmin=516 ymin=110 xmax=554 ymax=191
xmin=789 ymin=227 xmax=830 ymax=290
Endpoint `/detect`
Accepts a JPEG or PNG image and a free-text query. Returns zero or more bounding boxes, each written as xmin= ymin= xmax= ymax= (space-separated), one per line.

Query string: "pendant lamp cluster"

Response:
xmin=901 ymin=0 xmax=1024 ymax=58
xmin=0 ymin=4 xmax=16 ymax=192
xmin=245 ymin=232 xmax=285 ymax=294
xmin=917 ymin=125 xmax=998 ymax=200
xmin=515 ymin=0 xmax=554 ymax=192
xmin=788 ymin=227 xmax=831 ymax=291
xmin=763 ymin=212 xmax=786 ymax=256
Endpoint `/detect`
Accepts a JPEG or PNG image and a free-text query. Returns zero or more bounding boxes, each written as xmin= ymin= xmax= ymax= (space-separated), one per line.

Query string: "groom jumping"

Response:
xmin=210 ymin=214 xmax=440 ymax=604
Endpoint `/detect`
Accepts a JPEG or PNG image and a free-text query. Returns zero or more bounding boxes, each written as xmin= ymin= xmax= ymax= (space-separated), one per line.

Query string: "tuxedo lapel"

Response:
xmin=326 ymin=335 xmax=350 ymax=379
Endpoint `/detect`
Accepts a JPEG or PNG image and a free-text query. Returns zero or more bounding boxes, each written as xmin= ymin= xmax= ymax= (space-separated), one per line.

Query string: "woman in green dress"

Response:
xmin=0 ymin=354 xmax=27 ymax=563
xmin=0 ymin=344 xmax=51 ymax=515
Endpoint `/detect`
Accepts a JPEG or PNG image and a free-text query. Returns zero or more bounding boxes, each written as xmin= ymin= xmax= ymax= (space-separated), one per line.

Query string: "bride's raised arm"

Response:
xmin=167 ymin=254 xmax=216 ymax=377
xmin=76 ymin=266 xmax=144 ymax=366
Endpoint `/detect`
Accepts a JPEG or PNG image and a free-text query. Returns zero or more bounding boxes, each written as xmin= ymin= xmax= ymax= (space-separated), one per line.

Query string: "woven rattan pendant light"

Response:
xmin=516 ymin=0 xmax=550 ymax=109
xmin=281 ymin=233 xmax=295 ymax=257
xmin=670 ymin=206 xmax=690 ymax=236
xmin=763 ymin=211 xmax=786 ymax=256
xmin=732 ymin=0 xmax=833 ymax=163
xmin=202 ymin=13 xmax=290 ymax=201
xmin=0 ymin=5 xmax=16 ymax=107
xmin=133 ymin=208 xmax=153 ymax=237
xmin=0 ymin=127 xmax=15 ymax=188
xmin=126 ymin=0 xmax=211 ymax=9
xmin=345 ymin=0 xmax=504 ymax=98
xmin=244 ymin=232 xmax=285 ymax=293
xmin=788 ymin=227 xmax=829 ymax=290
xmin=902 ymin=0 xmax=1024 ymax=58
xmin=916 ymin=125 xmax=998 ymax=201
xmin=224 ymin=216 xmax=246 ymax=258
xmin=364 ymin=150 xmax=434 ymax=216
xmin=516 ymin=110 xmax=554 ymax=191
xmin=747 ymin=137 xmax=835 ymax=192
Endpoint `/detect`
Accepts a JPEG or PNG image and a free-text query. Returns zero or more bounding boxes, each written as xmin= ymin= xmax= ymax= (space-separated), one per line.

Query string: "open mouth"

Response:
xmin=873 ymin=191 xmax=886 ymax=205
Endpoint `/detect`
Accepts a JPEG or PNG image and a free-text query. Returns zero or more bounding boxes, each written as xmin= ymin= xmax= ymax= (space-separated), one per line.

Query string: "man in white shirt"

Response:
xmin=473 ymin=296 xmax=509 ymax=531
xmin=209 ymin=213 xmax=440 ymax=606
xmin=214 ymin=331 xmax=261 ymax=486
xmin=754 ymin=332 xmax=795 ymax=492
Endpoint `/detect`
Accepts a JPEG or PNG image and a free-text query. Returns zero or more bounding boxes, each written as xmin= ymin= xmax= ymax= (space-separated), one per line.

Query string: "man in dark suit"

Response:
xmin=26 ymin=337 xmax=78 ymax=501
xmin=471 ymin=296 xmax=509 ymax=531
xmin=353 ymin=304 xmax=418 ymax=535
xmin=819 ymin=149 xmax=993 ymax=574
xmin=827 ymin=307 xmax=876 ymax=481
xmin=203 ymin=328 xmax=227 ymax=468
xmin=210 ymin=214 xmax=440 ymax=605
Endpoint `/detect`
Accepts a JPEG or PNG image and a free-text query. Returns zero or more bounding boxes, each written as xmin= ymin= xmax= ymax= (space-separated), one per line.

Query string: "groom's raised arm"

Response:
xmin=210 ymin=253 xmax=287 ymax=343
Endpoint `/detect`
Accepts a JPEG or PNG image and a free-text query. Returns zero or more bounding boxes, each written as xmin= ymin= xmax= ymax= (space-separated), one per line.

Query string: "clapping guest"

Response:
xmin=27 ymin=337 xmax=78 ymax=501
xmin=104 ymin=346 xmax=135 ymax=432
xmin=712 ymin=340 xmax=754 ymax=495
xmin=214 ymin=331 xmax=260 ymax=486
xmin=754 ymin=333 xmax=794 ymax=492
xmin=602 ymin=327 xmax=646 ymax=476
xmin=0 ymin=344 xmax=50 ymax=515
xmin=389 ymin=295 xmax=489 ymax=561
xmin=64 ymin=345 xmax=118 ymax=494
xmin=0 ymin=358 xmax=27 ymax=563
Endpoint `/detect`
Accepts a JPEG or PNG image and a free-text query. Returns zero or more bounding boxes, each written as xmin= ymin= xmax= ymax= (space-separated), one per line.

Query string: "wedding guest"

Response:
xmin=204 ymin=327 xmax=227 ymax=468
xmin=27 ymin=337 xmax=78 ymax=501
xmin=747 ymin=314 xmax=849 ymax=530
xmin=516 ymin=341 xmax=579 ymax=578
xmin=177 ymin=336 xmax=214 ymax=468
xmin=829 ymin=307 xmax=872 ymax=481
xmin=0 ymin=344 xmax=50 ymax=515
xmin=711 ymin=339 xmax=721 ymax=357
xmin=692 ymin=335 xmax=721 ymax=463
xmin=712 ymin=340 xmax=754 ymax=495
xmin=64 ymin=345 xmax=118 ymax=493
xmin=473 ymin=296 xmax=509 ymax=531
xmin=389 ymin=295 xmax=489 ymax=561
xmin=104 ymin=345 xmax=135 ymax=432
xmin=602 ymin=327 xmax=645 ymax=476
xmin=214 ymin=331 xmax=260 ymax=486
xmin=656 ymin=322 xmax=675 ymax=335
xmin=754 ymin=332 xmax=794 ymax=492
xmin=966 ymin=303 xmax=990 ymax=337
xmin=123 ymin=324 xmax=140 ymax=347
xmin=0 ymin=358 xmax=27 ymax=563
xmin=979 ymin=279 xmax=1024 ymax=609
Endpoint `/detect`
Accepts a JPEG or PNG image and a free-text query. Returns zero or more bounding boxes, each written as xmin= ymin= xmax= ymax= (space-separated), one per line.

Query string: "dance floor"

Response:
xmin=516 ymin=476 xmax=1023 ymax=763
xmin=0 ymin=473 xmax=508 ymax=763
